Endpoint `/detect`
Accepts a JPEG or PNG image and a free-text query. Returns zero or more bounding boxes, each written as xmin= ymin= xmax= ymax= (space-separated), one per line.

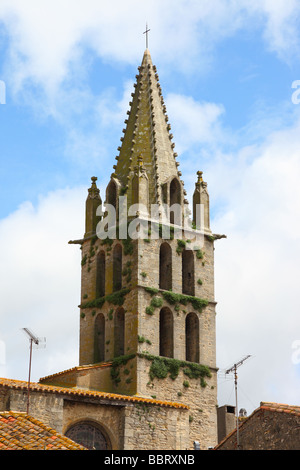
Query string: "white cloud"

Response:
xmin=247 ymin=0 xmax=300 ymax=62
xmin=1 ymin=110 xmax=299 ymax=414
xmin=165 ymin=93 xmax=226 ymax=154
xmin=0 ymin=0 xmax=299 ymax=97
xmin=0 ymin=0 xmax=299 ymax=414
xmin=213 ymin=113 xmax=300 ymax=412
xmin=0 ymin=186 xmax=86 ymax=382
xmin=61 ymin=79 xmax=134 ymax=173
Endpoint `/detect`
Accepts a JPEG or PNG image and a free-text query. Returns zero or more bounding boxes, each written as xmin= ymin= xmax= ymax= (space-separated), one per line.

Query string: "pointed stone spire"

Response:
xmin=193 ymin=171 xmax=211 ymax=233
xmin=113 ymin=49 xmax=181 ymax=211
xmin=85 ymin=177 xmax=102 ymax=238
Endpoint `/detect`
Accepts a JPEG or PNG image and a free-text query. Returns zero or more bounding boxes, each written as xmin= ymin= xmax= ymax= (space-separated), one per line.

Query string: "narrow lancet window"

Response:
xmin=159 ymin=242 xmax=172 ymax=291
xmin=94 ymin=313 xmax=105 ymax=363
xmin=114 ymin=308 xmax=125 ymax=357
xmin=96 ymin=250 xmax=106 ymax=298
xmin=185 ymin=312 xmax=199 ymax=363
xmin=182 ymin=249 xmax=195 ymax=296
xmin=169 ymin=177 xmax=181 ymax=224
xmin=159 ymin=307 xmax=174 ymax=358
xmin=106 ymin=180 xmax=117 ymax=209
xmin=113 ymin=244 xmax=122 ymax=292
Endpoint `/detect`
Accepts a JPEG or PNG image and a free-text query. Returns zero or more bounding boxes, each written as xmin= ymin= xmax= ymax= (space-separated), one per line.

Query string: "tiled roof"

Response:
xmin=260 ymin=402 xmax=300 ymax=416
xmin=39 ymin=361 xmax=112 ymax=382
xmin=214 ymin=401 xmax=300 ymax=449
xmin=0 ymin=377 xmax=188 ymax=410
xmin=0 ymin=412 xmax=86 ymax=450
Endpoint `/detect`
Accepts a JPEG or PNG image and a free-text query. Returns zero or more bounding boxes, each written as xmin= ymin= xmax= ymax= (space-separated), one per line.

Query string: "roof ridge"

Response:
xmin=39 ymin=361 xmax=112 ymax=382
xmin=260 ymin=401 xmax=300 ymax=415
xmin=0 ymin=377 xmax=189 ymax=410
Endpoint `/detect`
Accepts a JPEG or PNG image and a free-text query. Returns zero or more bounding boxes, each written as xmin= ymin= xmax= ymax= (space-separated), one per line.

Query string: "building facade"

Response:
xmin=215 ymin=402 xmax=300 ymax=450
xmin=0 ymin=48 xmax=224 ymax=450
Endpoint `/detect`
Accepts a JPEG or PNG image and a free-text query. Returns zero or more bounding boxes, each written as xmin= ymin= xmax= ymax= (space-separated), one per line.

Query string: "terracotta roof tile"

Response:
xmin=0 ymin=377 xmax=188 ymax=410
xmin=0 ymin=412 xmax=86 ymax=450
xmin=39 ymin=362 xmax=112 ymax=382
xmin=260 ymin=402 xmax=300 ymax=416
xmin=214 ymin=401 xmax=300 ymax=449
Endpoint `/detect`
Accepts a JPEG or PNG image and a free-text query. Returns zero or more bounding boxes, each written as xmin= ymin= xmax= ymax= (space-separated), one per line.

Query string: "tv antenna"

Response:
xmin=225 ymin=355 xmax=251 ymax=449
xmin=22 ymin=328 xmax=46 ymax=414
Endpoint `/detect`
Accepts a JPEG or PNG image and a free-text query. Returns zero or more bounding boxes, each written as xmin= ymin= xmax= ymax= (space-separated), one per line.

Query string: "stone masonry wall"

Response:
xmin=62 ymin=399 xmax=124 ymax=450
xmin=136 ymin=355 xmax=218 ymax=450
xmin=6 ymin=389 xmax=65 ymax=433
xmin=79 ymin=228 xmax=216 ymax=367
xmin=79 ymin=236 xmax=138 ymax=366
xmin=123 ymin=403 xmax=189 ymax=450
xmin=137 ymin=286 xmax=216 ymax=367
xmin=1 ymin=385 xmax=193 ymax=450
xmin=137 ymin=232 xmax=215 ymax=300
xmin=217 ymin=408 xmax=300 ymax=450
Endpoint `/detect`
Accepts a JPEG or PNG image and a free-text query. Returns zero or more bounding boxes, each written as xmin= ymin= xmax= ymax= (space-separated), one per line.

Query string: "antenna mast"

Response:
xmin=22 ymin=328 xmax=45 ymax=414
xmin=225 ymin=355 xmax=251 ymax=449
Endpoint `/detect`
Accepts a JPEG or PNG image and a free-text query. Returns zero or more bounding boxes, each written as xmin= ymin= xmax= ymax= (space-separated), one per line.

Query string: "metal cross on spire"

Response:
xmin=143 ymin=23 xmax=150 ymax=49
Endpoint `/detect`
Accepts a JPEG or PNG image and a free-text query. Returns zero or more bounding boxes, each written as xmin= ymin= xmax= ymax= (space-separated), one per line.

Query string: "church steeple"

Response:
xmin=43 ymin=44 xmax=220 ymax=451
xmin=111 ymin=49 xmax=182 ymax=213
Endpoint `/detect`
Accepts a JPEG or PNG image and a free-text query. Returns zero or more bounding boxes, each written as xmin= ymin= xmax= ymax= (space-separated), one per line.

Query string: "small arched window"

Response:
xmin=182 ymin=249 xmax=195 ymax=296
xmin=65 ymin=421 xmax=111 ymax=450
xmin=113 ymin=244 xmax=122 ymax=292
xmin=185 ymin=312 xmax=199 ymax=363
xmin=114 ymin=307 xmax=125 ymax=357
xmin=169 ymin=178 xmax=181 ymax=224
xmin=159 ymin=307 xmax=173 ymax=358
xmin=96 ymin=251 xmax=106 ymax=298
xmin=106 ymin=180 xmax=117 ymax=209
xmin=159 ymin=242 xmax=172 ymax=291
xmin=94 ymin=313 xmax=105 ymax=363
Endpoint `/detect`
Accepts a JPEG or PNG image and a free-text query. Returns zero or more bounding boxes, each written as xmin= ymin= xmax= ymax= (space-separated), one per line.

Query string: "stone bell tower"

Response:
xmin=76 ymin=48 xmax=221 ymax=449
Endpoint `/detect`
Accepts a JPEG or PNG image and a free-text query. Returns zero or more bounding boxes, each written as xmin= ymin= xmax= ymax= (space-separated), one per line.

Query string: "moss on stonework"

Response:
xmin=138 ymin=335 xmax=152 ymax=345
xmin=79 ymin=288 xmax=130 ymax=309
xmin=100 ymin=238 xmax=114 ymax=247
xmin=144 ymin=286 xmax=208 ymax=313
xmin=122 ymin=238 xmax=134 ymax=255
xmin=108 ymin=308 xmax=114 ymax=320
xmin=145 ymin=295 xmax=164 ymax=315
xmin=122 ymin=261 xmax=132 ymax=283
xmin=161 ymin=290 xmax=208 ymax=313
xmin=140 ymin=354 xmax=211 ymax=386
xmin=196 ymin=249 xmax=204 ymax=259
xmin=110 ymin=353 xmax=136 ymax=386
xmin=145 ymin=287 xmax=159 ymax=296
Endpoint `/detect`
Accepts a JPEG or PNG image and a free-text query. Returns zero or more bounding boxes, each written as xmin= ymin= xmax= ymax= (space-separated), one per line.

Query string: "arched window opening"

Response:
xmin=170 ymin=178 xmax=181 ymax=224
xmin=113 ymin=244 xmax=122 ymax=292
xmin=106 ymin=180 xmax=117 ymax=209
xmin=94 ymin=313 xmax=105 ymax=363
xmin=182 ymin=249 xmax=195 ymax=296
xmin=65 ymin=421 xmax=111 ymax=450
xmin=114 ymin=308 xmax=125 ymax=357
xmin=159 ymin=307 xmax=173 ymax=358
xmin=96 ymin=251 xmax=105 ymax=298
xmin=185 ymin=312 xmax=199 ymax=363
xmin=159 ymin=242 xmax=172 ymax=291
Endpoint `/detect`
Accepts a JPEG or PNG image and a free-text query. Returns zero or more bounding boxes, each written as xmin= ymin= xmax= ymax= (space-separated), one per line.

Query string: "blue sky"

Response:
xmin=0 ymin=0 xmax=300 ymax=419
